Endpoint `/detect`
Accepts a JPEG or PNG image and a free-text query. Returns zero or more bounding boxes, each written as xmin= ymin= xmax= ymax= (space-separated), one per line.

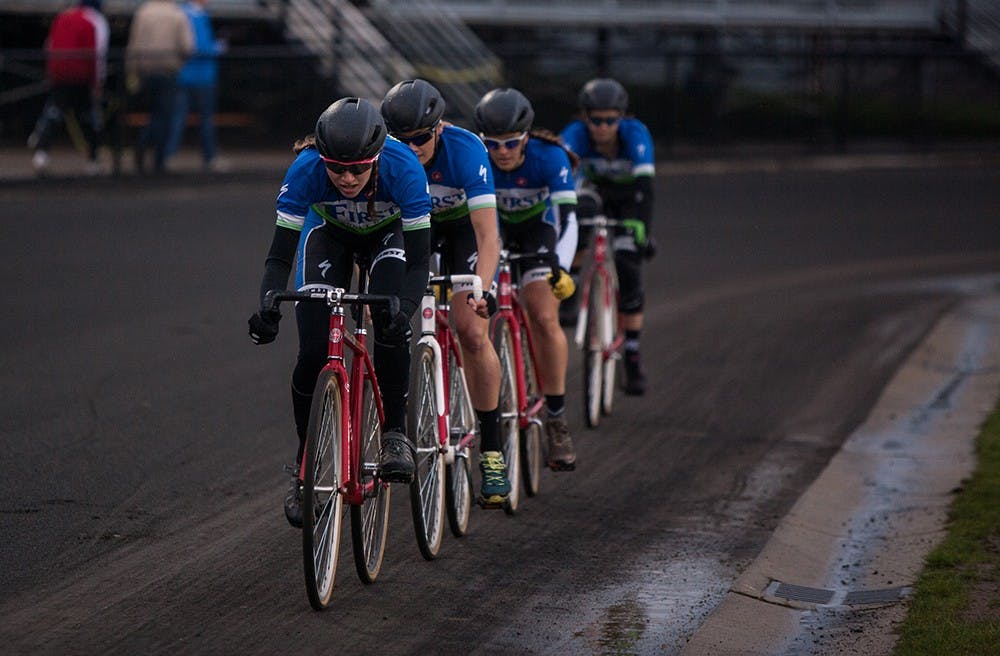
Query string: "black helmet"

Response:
xmin=474 ymin=88 xmax=534 ymax=135
xmin=314 ymin=97 xmax=386 ymax=162
xmin=578 ymin=78 xmax=628 ymax=112
xmin=381 ymin=79 xmax=445 ymax=134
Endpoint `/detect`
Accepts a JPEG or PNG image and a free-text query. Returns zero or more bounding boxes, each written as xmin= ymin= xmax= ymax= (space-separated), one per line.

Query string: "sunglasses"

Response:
xmin=587 ymin=115 xmax=621 ymax=127
xmin=393 ymin=125 xmax=437 ymax=147
xmin=482 ymin=133 xmax=526 ymax=151
xmin=321 ymin=153 xmax=378 ymax=175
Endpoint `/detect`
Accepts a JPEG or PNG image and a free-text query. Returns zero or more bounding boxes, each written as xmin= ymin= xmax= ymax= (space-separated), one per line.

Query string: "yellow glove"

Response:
xmin=547 ymin=268 xmax=576 ymax=300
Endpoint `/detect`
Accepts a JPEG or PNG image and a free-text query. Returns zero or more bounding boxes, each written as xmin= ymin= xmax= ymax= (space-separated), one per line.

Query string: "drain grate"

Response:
xmin=762 ymin=580 xmax=911 ymax=608
xmin=771 ymin=582 xmax=835 ymax=605
xmin=843 ymin=587 xmax=910 ymax=605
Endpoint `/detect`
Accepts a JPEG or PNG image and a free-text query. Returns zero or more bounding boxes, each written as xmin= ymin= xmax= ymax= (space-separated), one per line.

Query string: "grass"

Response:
xmin=892 ymin=400 xmax=1000 ymax=655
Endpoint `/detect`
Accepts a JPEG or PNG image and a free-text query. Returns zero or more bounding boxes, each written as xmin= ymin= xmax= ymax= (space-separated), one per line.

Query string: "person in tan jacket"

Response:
xmin=126 ymin=0 xmax=194 ymax=173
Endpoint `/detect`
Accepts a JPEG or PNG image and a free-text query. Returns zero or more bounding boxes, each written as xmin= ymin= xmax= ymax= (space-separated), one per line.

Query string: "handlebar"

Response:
xmin=264 ymin=289 xmax=400 ymax=317
xmin=502 ymin=249 xmax=562 ymax=280
xmin=577 ymin=214 xmax=625 ymax=228
xmin=427 ymin=273 xmax=483 ymax=301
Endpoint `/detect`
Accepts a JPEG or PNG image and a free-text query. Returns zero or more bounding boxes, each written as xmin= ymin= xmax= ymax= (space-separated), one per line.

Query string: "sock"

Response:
xmin=476 ymin=407 xmax=502 ymax=453
xmin=624 ymin=329 xmax=641 ymax=354
xmin=545 ymin=394 xmax=565 ymax=418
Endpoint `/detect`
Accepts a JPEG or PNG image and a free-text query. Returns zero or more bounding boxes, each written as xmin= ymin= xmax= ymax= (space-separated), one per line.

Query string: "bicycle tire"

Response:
xmin=350 ymin=376 xmax=390 ymax=584
xmin=518 ymin=321 xmax=542 ymax=498
xmin=583 ymin=277 xmax=605 ymax=428
xmin=445 ymin=346 xmax=473 ymax=536
xmin=302 ymin=368 xmax=346 ymax=611
xmin=602 ymin=265 xmax=621 ymax=416
xmin=492 ymin=318 xmax=521 ymax=513
xmin=407 ymin=343 xmax=445 ymax=560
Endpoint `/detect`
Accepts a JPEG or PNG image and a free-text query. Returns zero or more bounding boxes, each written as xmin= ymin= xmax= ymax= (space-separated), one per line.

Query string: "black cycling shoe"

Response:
xmin=623 ymin=351 xmax=647 ymax=396
xmin=379 ymin=431 xmax=415 ymax=484
xmin=284 ymin=474 xmax=304 ymax=529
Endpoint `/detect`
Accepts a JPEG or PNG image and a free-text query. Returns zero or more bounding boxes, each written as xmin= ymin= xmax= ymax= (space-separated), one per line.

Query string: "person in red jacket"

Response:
xmin=28 ymin=0 xmax=109 ymax=175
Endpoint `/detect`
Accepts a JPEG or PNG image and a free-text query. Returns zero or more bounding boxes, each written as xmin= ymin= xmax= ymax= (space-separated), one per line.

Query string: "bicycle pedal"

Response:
xmin=547 ymin=460 xmax=576 ymax=472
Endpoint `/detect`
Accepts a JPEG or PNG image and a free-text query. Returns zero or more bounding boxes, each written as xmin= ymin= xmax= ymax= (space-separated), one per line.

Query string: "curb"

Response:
xmin=680 ymin=280 xmax=1000 ymax=655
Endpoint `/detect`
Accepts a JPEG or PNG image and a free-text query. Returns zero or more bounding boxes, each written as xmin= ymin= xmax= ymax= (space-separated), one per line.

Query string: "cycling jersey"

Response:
xmin=492 ymin=138 xmax=576 ymax=229
xmin=425 ymin=125 xmax=496 ymax=223
xmin=278 ymin=137 xmax=431 ymax=237
xmin=560 ymin=117 xmax=655 ymax=186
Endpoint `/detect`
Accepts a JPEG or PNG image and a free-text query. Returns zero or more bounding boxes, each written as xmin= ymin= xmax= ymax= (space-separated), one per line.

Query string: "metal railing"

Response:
xmin=941 ymin=0 xmax=1000 ymax=71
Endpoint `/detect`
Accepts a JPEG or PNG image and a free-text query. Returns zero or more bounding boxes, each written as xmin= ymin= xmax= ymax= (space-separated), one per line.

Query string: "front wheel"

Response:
xmin=518 ymin=321 xmax=543 ymax=499
xmin=350 ymin=376 xmax=390 ymax=583
xmin=302 ymin=369 xmax=346 ymax=611
xmin=492 ymin=318 xmax=521 ymax=513
xmin=407 ymin=343 xmax=445 ymax=560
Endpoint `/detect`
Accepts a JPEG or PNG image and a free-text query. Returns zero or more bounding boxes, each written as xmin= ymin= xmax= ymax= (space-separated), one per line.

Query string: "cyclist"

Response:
xmin=248 ymin=97 xmax=432 ymax=528
xmin=561 ymin=78 xmax=656 ymax=396
xmin=381 ymin=79 xmax=511 ymax=504
xmin=474 ymin=87 xmax=580 ymax=471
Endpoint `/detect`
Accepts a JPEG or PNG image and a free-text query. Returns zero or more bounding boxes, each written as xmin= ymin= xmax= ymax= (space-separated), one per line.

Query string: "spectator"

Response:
xmin=166 ymin=0 xmax=225 ymax=171
xmin=126 ymin=0 xmax=194 ymax=173
xmin=28 ymin=0 xmax=109 ymax=176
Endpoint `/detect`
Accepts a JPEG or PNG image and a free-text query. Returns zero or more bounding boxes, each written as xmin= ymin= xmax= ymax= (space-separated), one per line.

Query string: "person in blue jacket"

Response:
xmin=475 ymin=87 xmax=580 ymax=472
xmin=166 ymin=0 xmax=223 ymax=169
xmin=561 ymin=78 xmax=656 ymax=396
xmin=248 ymin=98 xmax=432 ymax=528
xmin=381 ymin=79 xmax=510 ymax=505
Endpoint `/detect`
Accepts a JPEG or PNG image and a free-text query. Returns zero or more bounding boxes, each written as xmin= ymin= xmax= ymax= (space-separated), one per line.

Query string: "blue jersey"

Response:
xmin=425 ymin=125 xmax=496 ymax=223
xmin=560 ymin=117 xmax=655 ymax=186
xmin=276 ymin=137 xmax=431 ymax=237
xmin=490 ymin=138 xmax=576 ymax=228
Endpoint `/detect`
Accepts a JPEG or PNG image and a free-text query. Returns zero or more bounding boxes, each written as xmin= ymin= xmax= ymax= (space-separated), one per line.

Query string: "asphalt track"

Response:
xmin=0 ymin=158 xmax=998 ymax=655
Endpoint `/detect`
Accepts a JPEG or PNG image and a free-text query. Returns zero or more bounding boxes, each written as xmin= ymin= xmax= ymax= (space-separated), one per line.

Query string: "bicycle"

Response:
xmin=407 ymin=272 xmax=483 ymax=559
xmin=573 ymin=214 xmax=625 ymax=428
xmin=263 ymin=284 xmax=398 ymax=611
xmin=489 ymin=249 xmax=563 ymax=511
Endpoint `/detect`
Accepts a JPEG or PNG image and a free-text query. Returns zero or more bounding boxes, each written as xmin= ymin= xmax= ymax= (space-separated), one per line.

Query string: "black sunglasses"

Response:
xmin=394 ymin=127 xmax=436 ymax=147
xmin=587 ymin=115 xmax=621 ymax=127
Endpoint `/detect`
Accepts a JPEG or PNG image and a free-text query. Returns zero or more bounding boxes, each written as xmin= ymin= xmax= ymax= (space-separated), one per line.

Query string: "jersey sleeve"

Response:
xmin=382 ymin=141 xmax=431 ymax=232
xmin=625 ymin=120 xmax=656 ymax=177
xmin=275 ymin=150 xmax=326 ymax=232
xmin=543 ymin=145 xmax=577 ymax=207
xmin=452 ymin=130 xmax=496 ymax=211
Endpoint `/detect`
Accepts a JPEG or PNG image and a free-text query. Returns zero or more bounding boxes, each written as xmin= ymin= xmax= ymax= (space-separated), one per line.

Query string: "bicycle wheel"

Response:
xmin=302 ymin=369 xmax=346 ymax=611
xmin=518 ymin=321 xmax=542 ymax=498
xmin=445 ymin=346 xmax=473 ymax=536
xmin=350 ymin=376 xmax=390 ymax=584
xmin=583 ymin=277 xmax=605 ymax=428
xmin=492 ymin=319 xmax=521 ymax=513
xmin=407 ymin=342 xmax=445 ymax=560
xmin=601 ymin=277 xmax=619 ymax=416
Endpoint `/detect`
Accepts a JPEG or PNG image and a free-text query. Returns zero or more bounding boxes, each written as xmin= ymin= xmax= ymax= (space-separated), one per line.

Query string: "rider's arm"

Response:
xmin=399 ymin=226 xmax=431 ymax=318
xmin=635 ymin=175 xmax=654 ymax=233
xmin=554 ymin=203 xmax=578 ymax=271
xmin=469 ymin=205 xmax=500 ymax=289
xmin=257 ymin=224 xmax=298 ymax=306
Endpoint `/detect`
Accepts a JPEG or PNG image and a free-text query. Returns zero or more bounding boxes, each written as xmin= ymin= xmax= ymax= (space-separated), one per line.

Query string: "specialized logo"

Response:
xmin=559 ymin=166 xmax=569 ymax=183
xmin=479 ymin=164 xmax=488 ymax=184
xmin=318 ymin=259 xmax=332 ymax=279
xmin=277 ymin=183 xmax=289 ymax=199
xmin=422 ymin=307 xmax=434 ymax=319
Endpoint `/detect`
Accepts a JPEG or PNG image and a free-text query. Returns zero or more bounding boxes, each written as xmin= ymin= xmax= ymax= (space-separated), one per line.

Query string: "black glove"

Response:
xmin=378 ymin=309 xmax=411 ymax=346
xmin=643 ymin=235 xmax=658 ymax=260
xmin=248 ymin=309 xmax=281 ymax=345
xmin=467 ymin=291 xmax=498 ymax=317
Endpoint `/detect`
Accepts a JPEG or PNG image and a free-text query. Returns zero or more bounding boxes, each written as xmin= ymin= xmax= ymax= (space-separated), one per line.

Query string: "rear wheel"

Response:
xmin=407 ymin=343 xmax=445 ymax=560
xmin=518 ymin=321 xmax=542 ymax=498
xmin=302 ymin=369 xmax=346 ymax=611
xmin=351 ymin=376 xmax=390 ymax=583
xmin=492 ymin=319 xmax=521 ymax=513
xmin=445 ymin=346 xmax=474 ymax=536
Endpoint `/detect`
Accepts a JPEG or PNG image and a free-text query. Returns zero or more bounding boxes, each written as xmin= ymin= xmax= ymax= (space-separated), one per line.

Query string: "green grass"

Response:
xmin=892 ymin=401 xmax=1000 ymax=655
